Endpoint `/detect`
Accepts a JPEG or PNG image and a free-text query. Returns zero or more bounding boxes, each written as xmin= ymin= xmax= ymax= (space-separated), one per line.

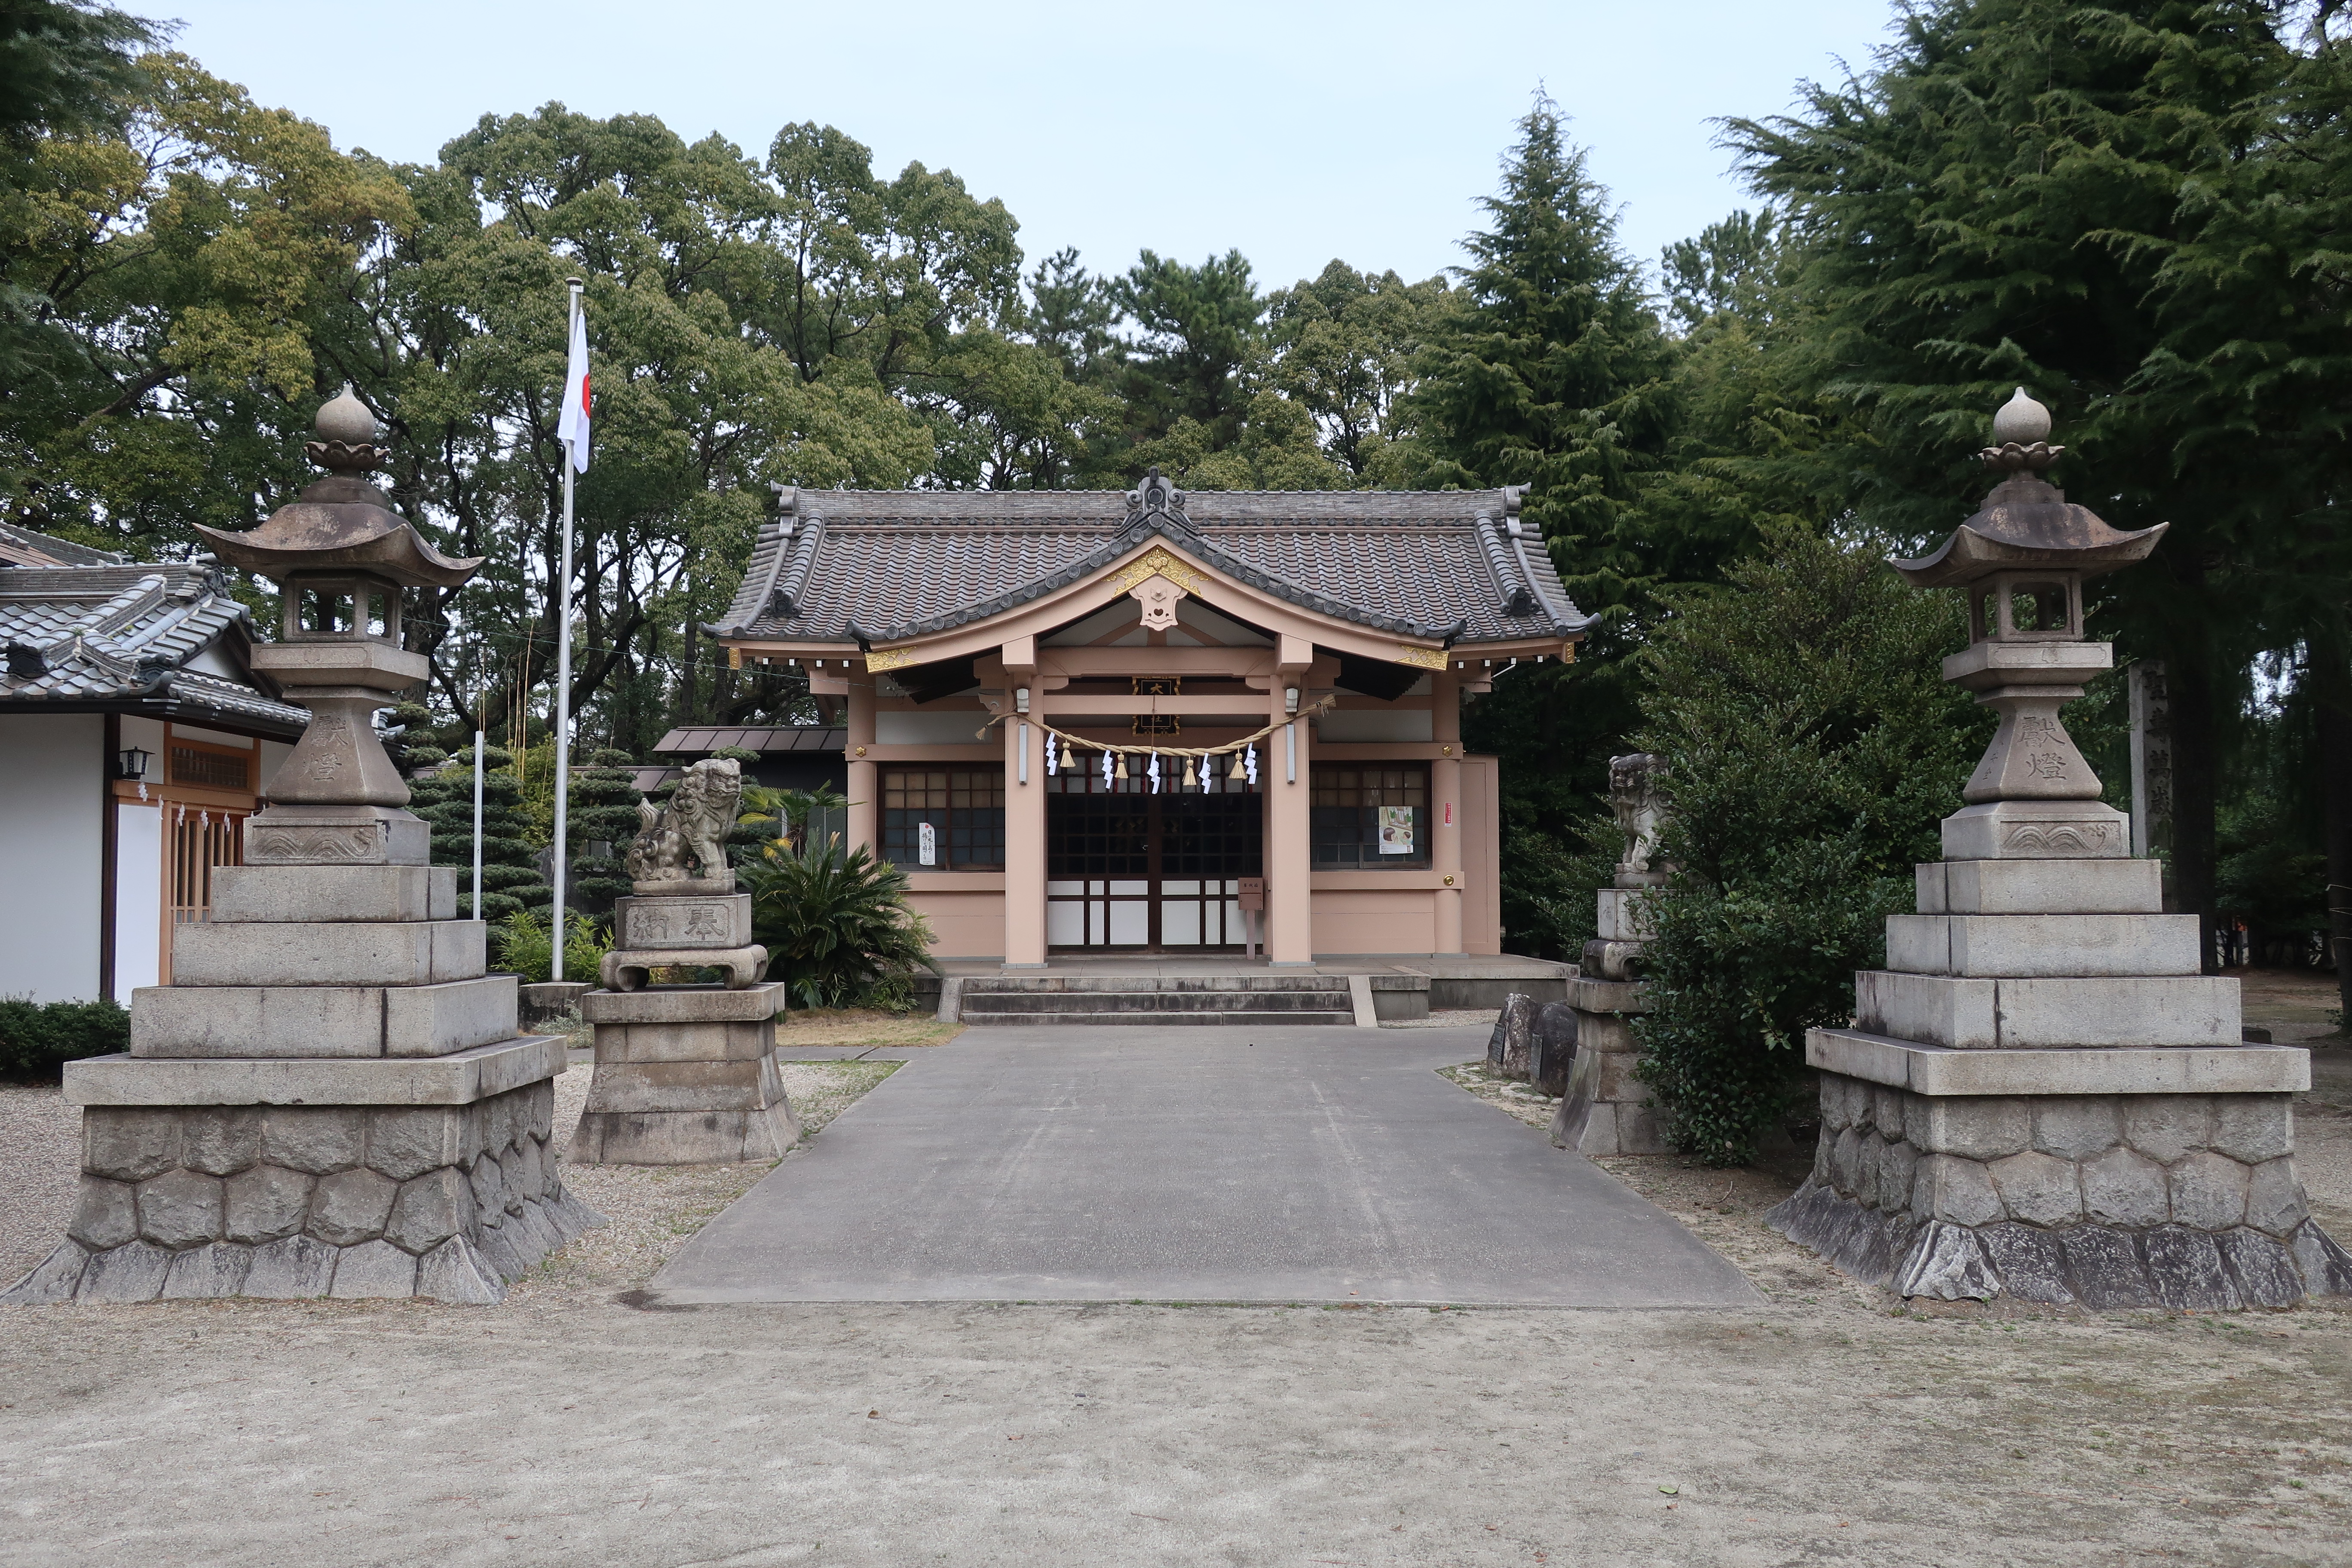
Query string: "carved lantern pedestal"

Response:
xmin=1769 ymin=391 xmax=2352 ymax=1308
xmin=567 ymin=759 xmax=796 ymax=1165
xmin=1 ymin=389 xmax=603 ymax=1307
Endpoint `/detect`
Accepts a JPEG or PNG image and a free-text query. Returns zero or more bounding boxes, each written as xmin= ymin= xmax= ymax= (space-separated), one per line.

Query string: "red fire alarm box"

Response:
xmin=1237 ymin=877 xmax=1265 ymax=911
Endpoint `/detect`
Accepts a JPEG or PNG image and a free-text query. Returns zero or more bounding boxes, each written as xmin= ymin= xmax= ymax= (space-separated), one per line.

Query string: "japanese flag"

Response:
xmin=557 ymin=301 xmax=590 ymax=473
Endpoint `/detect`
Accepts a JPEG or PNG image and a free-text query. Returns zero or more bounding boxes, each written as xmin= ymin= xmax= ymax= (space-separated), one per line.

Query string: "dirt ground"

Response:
xmin=3 ymin=996 xmax=2349 ymax=1566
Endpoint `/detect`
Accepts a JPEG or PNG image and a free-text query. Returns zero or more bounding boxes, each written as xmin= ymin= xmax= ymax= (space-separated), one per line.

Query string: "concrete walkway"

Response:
xmin=649 ymin=1027 xmax=1758 ymax=1307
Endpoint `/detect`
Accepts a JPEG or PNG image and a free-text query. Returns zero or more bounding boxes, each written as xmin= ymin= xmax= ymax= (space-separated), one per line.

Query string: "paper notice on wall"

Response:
xmin=919 ymin=821 xmax=937 ymax=867
xmin=1378 ymin=805 xmax=1415 ymax=855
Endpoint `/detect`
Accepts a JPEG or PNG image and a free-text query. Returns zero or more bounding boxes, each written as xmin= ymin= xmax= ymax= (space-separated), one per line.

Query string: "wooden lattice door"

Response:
xmin=162 ymin=802 xmax=246 ymax=983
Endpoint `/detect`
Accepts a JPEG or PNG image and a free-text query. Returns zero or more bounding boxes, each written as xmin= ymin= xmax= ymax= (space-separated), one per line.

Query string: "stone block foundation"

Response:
xmin=567 ymin=983 xmax=797 ymax=1165
xmin=1 ymin=1082 xmax=602 ymax=1305
xmin=1769 ymin=1071 xmax=2352 ymax=1308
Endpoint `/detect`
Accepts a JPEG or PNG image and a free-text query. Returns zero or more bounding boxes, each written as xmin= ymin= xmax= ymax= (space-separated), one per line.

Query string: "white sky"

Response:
xmin=153 ymin=0 xmax=1899 ymax=294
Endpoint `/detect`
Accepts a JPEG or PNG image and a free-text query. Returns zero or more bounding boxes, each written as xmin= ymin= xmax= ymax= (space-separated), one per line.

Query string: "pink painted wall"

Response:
xmin=1309 ymin=889 xmax=1438 ymax=956
xmin=906 ymin=889 xmax=1009 ymax=959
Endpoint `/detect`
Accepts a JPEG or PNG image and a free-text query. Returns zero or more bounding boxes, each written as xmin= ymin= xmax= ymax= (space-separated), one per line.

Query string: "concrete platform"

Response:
xmin=647 ymin=1026 xmax=1758 ymax=1308
xmin=925 ymin=952 xmax=1574 ymax=1017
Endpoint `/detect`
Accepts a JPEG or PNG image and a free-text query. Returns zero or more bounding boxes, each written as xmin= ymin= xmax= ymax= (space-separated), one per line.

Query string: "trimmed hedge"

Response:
xmin=0 ymin=996 xmax=130 ymax=1081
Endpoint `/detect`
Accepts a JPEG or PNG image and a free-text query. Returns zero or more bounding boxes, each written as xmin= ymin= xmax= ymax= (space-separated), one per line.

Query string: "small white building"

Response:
xmin=0 ymin=523 xmax=306 ymax=1002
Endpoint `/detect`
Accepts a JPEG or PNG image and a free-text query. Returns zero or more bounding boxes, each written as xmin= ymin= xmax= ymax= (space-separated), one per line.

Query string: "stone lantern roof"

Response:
xmin=1889 ymin=389 xmax=2167 ymax=588
xmin=192 ymin=386 xmax=482 ymax=589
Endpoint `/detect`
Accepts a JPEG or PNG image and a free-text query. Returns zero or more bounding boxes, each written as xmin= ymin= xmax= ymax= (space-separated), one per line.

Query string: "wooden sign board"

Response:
xmin=1237 ymin=877 xmax=1265 ymax=911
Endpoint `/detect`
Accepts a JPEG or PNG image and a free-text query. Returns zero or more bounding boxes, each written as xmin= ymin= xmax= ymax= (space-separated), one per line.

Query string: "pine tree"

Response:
xmin=566 ymin=747 xmax=642 ymax=910
xmin=1410 ymin=92 xmax=1673 ymax=616
xmin=407 ymin=746 xmax=551 ymax=922
xmin=1423 ymin=95 xmax=1675 ymax=957
xmin=1727 ymin=0 xmax=2340 ymax=967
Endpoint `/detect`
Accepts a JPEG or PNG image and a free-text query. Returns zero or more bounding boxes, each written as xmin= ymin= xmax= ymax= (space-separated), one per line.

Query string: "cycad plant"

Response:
xmin=737 ymin=782 xmax=851 ymax=861
xmin=740 ymin=834 xmax=937 ymax=1011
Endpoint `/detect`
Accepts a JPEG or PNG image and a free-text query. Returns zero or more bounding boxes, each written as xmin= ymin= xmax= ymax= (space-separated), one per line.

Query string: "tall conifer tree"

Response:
xmin=1729 ymin=0 xmax=2344 ymax=965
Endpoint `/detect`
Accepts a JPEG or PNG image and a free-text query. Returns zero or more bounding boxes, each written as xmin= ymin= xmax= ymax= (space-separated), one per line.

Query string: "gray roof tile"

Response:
xmin=0 ymin=561 xmax=307 ymax=732
xmin=713 ymin=485 xmax=1586 ymax=649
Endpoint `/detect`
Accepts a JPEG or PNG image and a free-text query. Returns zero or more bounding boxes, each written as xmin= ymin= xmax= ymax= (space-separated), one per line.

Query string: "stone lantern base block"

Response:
xmin=1770 ymin=1062 xmax=2352 ymax=1308
xmin=0 ymin=1066 xmax=605 ymax=1306
xmin=1942 ymin=800 xmax=2131 ymax=861
xmin=241 ymin=805 xmax=432 ymax=867
xmin=567 ymin=983 xmax=797 ymax=1165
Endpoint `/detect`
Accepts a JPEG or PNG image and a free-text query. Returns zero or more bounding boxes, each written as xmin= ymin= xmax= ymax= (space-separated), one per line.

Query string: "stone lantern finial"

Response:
xmin=1980 ymin=385 xmax=2062 ymax=476
xmin=306 ymin=383 xmax=385 ymax=475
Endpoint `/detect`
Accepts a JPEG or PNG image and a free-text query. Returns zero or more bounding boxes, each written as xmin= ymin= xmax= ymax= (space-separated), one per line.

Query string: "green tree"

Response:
xmin=1631 ymin=525 xmax=1988 ymax=1165
xmin=1727 ymin=0 xmax=2349 ymax=968
xmin=1409 ymin=93 xmax=1673 ymax=615
xmin=1428 ymin=97 xmax=1676 ymax=956
xmin=0 ymin=51 xmax=412 ymax=553
xmin=566 ymin=747 xmax=642 ymax=910
xmin=1265 ymin=260 xmax=1451 ymax=482
xmin=407 ymin=745 xmax=551 ymax=922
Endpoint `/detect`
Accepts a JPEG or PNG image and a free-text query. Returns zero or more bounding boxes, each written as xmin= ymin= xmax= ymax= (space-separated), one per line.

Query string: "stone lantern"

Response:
xmin=1768 ymin=389 xmax=2351 ymax=1309
xmin=1891 ymin=388 xmax=2162 ymax=861
xmin=1 ymin=388 xmax=602 ymax=1306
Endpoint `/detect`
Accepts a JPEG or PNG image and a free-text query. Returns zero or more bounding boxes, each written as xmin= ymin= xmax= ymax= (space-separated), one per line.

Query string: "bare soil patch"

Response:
xmin=778 ymin=1005 xmax=965 ymax=1049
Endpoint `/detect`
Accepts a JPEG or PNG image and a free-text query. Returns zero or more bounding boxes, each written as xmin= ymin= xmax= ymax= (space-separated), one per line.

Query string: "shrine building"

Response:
xmin=708 ymin=472 xmax=1586 ymax=967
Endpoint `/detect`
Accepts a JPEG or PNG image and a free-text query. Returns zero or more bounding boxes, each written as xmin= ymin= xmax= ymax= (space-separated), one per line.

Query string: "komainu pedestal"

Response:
xmin=1 ymin=389 xmax=602 ymax=1307
xmin=568 ymin=984 xmax=798 ymax=1164
xmin=1550 ymin=753 xmax=1673 ymax=1156
xmin=1768 ymin=390 xmax=2352 ymax=1308
xmin=567 ymin=758 xmax=795 ymax=1165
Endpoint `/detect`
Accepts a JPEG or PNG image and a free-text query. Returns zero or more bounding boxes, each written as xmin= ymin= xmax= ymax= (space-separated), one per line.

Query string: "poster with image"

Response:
xmin=1378 ymin=805 xmax=1415 ymax=855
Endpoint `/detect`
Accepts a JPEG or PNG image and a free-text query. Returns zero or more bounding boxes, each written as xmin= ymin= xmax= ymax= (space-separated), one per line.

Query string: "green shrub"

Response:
xmin=741 ymin=836 xmax=937 ymax=1010
xmin=1631 ymin=524 xmax=1988 ymax=1165
xmin=0 ymin=996 xmax=130 ymax=1081
xmin=491 ymin=908 xmax=612 ymax=983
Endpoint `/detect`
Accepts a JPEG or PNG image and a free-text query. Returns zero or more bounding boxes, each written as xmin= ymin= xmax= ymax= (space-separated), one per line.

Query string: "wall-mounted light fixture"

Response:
xmin=116 ymin=746 xmax=152 ymax=781
xmin=1014 ymin=687 xmax=1030 ymax=714
xmin=1283 ymin=686 xmax=1299 ymax=715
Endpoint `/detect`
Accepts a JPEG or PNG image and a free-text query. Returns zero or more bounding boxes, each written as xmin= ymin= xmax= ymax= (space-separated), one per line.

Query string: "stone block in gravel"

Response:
xmin=416 ymin=1235 xmax=503 ymax=1304
xmin=161 ymin=1242 xmax=252 ymax=1299
xmin=330 ymin=1239 xmax=419 ymax=1298
xmin=242 ymin=1234 xmax=336 ymax=1298
xmin=80 ymin=1239 xmax=172 ymax=1302
xmin=224 ymin=1164 xmax=312 ymax=1243
xmin=0 ymin=1241 xmax=87 ymax=1305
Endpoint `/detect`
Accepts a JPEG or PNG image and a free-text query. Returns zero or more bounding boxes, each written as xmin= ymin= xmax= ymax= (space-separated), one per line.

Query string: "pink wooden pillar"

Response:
xmin=1265 ymin=636 xmax=1315 ymax=966
xmin=1001 ymin=638 xmax=1047 ymax=968
xmin=1432 ymin=666 xmax=1465 ymax=955
xmin=845 ymin=670 xmax=877 ymax=859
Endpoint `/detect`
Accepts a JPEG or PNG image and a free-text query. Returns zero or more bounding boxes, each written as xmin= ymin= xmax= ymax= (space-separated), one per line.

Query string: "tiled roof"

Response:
xmin=712 ymin=483 xmax=1586 ymax=649
xmin=653 ymin=726 xmax=847 ymax=756
xmin=0 ymin=521 xmax=126 ymax=568
xmin=0 ymin=561 xmax=308 ymax=733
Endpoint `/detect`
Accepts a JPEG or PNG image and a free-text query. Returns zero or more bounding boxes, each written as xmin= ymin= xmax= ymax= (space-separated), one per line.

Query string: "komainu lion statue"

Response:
xmin=625 ymin=756 xmax=741 ymax=888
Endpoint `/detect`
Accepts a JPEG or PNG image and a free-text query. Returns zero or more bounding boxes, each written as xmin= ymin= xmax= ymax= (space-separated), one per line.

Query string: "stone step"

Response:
xmin=962 ymin=1008 xmax=1357 ymax=1027
xmin=961 ymin=988 xmax=1348 ymax=1014
xmin=959 ymin=975 xmax=1351 ymax=994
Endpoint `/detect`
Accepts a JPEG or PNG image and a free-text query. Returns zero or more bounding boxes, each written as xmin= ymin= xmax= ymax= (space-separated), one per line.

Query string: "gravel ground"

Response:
xmin=1384 ymin=1007 xmax=1507 ymax=1030
xmin=5 ymin=1006 xmax=2352 ymax=1565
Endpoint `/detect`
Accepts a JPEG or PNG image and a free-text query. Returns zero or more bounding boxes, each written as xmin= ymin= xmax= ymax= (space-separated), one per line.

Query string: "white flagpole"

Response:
xmin=471 ymin=723 xmax=485 ymax=919
xmin=551 ymin=276 xmax=582 ymax=983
